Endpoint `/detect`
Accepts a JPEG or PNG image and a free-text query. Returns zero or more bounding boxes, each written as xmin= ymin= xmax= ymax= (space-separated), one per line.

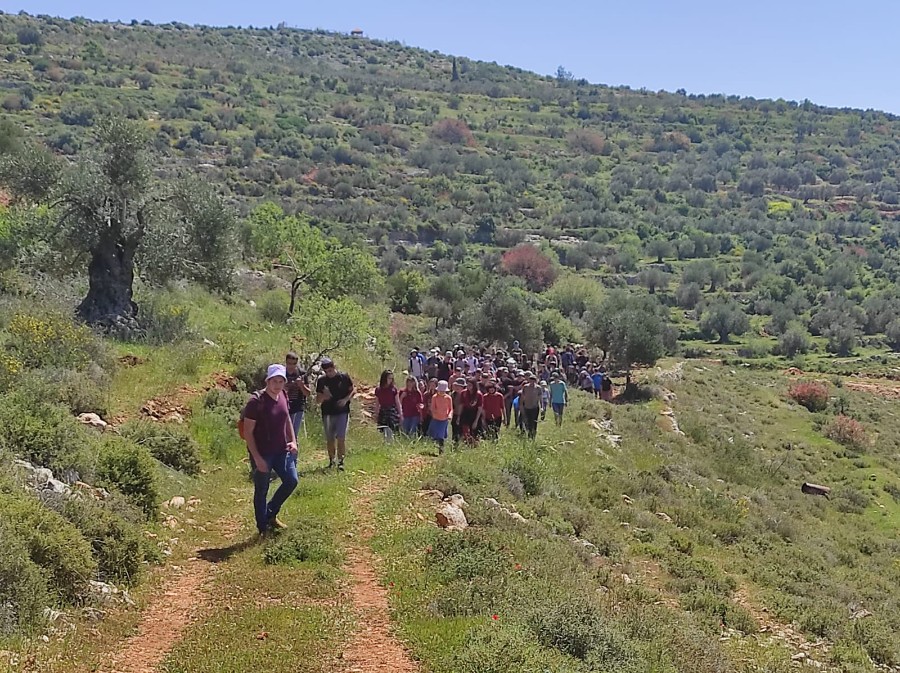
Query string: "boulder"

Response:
xmin=446 ymin=494 xmax=467 ymax=509
xmin=436 ymin=502 xmax=468 ymax=531
xmin=166 ymin=496 xmax=186 ymax=509
xmin=77 ymin=413 xmax=108 ymax=431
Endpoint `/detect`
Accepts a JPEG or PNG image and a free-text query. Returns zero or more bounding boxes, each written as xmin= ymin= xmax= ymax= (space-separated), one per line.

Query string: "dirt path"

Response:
xmin=98 ymin=517 xmax=241 ymax=673
xmin=339 ymin=456 xmax=428 ymax=673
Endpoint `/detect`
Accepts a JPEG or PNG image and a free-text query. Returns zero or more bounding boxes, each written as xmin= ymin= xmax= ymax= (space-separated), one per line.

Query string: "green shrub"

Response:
xmin=47 ymin=494 xmax=145 ymax=585
xmin=450 ymin=622 xmax=586 ymax=673
xmin=135 ymin=294 xmax=193 ymax=344
xmin=233 ymin=352 xmax=274 ymax=392
xmin=851 ymin=617 xmax=900 ymax=665
xmin=96 ymin=438 xmax=159 ymax=519
xmin=0 ymin=522 xmax=50 ymax=635
xmin=263 ymin=517 xmax=338 ymax=565
xmin=6 ymin=310 xmax=103 ymax=371
xmin=120 ymin=420 xmax=202 ymax=476
xmin=425 ymin=531 xmax=508 ymax=582
xmin=524 ymin=594 xmax=626 ymax=661
xmin=681 ymin=590 xmax=758 ymax=634
xmin=16 ymin=368 xmax=110 ymax=416
xmin=502 ymin=454 xmax=543 ymax=497
xmin=256 ymin=290 xmax=290 ymax=324
xmin=0 ymin=491 xmax=96 ymax=603
xmin=0 ymin=391 xmax=97 ymax=479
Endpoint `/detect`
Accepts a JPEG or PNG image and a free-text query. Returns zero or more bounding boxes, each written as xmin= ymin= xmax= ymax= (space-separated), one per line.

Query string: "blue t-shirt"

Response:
xmin=549 ymin=381 xmax=568 ymax=405
xmin=591 ymin=373 xmax=604 ymax=390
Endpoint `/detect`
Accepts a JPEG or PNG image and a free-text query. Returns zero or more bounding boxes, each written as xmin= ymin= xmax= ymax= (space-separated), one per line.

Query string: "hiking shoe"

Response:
xmin=267 ymin=516 xmax=288 ymax=531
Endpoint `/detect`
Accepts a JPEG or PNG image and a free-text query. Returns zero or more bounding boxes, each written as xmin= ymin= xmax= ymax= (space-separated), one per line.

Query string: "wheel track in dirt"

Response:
xmin=338 ymin=455 xmax=430 ymax=673
xmin=98 ymin=516 xmax=241 ymax=673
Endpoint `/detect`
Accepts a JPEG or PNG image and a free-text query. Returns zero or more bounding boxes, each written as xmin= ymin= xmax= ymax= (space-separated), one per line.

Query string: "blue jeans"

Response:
xmin=252 ymin=452 xmax=298 ymax=533
xmin=290 ymin=411 xmax=304 ymax=439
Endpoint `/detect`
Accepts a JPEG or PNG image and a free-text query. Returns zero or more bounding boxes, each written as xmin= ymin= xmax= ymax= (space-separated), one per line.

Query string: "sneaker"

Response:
xmin=337 ymin=461 xmax=345 ymax=472
xmin=327 ymin=459 xmax=335 ymax=469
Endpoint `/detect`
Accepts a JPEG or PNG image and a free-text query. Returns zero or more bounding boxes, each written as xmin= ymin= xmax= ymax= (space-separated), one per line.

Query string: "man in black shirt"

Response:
xmin=285 ymin=352 xmax=310 ymax=440
xmin=315 ymin=358 xmax=354 ymax=471
xmin=436 ymin=351 xmax=453 ymax=382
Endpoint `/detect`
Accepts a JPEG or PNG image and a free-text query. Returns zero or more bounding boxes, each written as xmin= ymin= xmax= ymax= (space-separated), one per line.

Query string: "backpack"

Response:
xmin=237 ymin=390 xmax=264 ymax=440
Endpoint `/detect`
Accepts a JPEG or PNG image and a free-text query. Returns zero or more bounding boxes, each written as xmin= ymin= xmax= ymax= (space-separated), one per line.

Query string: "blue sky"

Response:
xmin=7 ymin=0 xmax=900 ymax=113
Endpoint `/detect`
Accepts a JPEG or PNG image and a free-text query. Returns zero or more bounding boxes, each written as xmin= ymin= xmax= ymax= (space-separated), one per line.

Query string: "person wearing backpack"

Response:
xmin=242 ymin=364 xmax=299 ymax=536
xmin=285 ymin=351 xmax=310 ymax=439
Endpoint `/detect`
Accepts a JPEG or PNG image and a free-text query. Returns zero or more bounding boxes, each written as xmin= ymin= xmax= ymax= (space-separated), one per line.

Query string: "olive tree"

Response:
xmin=0 ymin=118 xmax=237 ymax=327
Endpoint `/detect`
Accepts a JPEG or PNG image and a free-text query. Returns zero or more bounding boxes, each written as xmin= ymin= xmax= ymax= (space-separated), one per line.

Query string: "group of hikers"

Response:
xmin=241 ymin=343 xmax=615 ymax=535
xmin=374 ymin=342 xmax=616 ymax=451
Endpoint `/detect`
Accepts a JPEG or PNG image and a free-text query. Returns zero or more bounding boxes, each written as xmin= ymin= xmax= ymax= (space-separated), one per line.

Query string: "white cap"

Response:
xmin=266 ymin=364 xmax=287 ymax=381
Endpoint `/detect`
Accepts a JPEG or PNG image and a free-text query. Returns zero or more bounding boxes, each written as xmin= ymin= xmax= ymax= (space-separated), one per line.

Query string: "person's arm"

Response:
xmin=284 ymin=396 xmax=298 ymax=454
xmin=394 ymin=391 xmax=402 ymax=417
xmin=315 ymin=378 xmax=330 ymax=405
xmin=298 ymin=376 xmax=311 ymax=397
xmin=243 ymin=417 xmax=268 ymax=472
xmin=338 ymin=378 xmax=355 ymax=409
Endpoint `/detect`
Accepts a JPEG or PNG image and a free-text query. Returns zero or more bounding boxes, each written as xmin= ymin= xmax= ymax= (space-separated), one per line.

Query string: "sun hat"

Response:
xmin=454 ymin=377 xmax=467 ymax=386
xmin=437 ymin=380 xmax=449 ymax=392
xmin=266 ymin=364 xmax=287 ymax=381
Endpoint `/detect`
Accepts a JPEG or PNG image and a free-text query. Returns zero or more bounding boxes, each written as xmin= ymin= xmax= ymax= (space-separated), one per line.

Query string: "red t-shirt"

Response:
xmin=400 ymin=389 xmax=423 ymax=418
xmin=244 ymin=391 xmax=291 ymax=458
xmin=375 ymin=385 xmax=397 ymax=409
xmin=460 ymin=389 xmax=483 ymax=410
xmin=482 ymin=392 xmax=505 ymax=420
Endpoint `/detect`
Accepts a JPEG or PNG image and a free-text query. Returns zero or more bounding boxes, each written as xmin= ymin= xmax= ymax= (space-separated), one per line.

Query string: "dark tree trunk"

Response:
xmin=77 ymin=236 xmax=138 ymax=326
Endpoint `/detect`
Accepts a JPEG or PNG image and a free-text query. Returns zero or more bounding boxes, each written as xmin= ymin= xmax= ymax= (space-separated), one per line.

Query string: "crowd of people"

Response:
xmin=240 ymin=343 xmax=615 ymax=535
xmin=373 ymin=342 xmax=616 ymax=452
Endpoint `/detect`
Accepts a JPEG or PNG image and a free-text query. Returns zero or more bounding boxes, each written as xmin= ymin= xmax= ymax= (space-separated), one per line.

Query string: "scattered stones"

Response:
xmin=417 ymin=489 xmax=445 ymax=503
xmin=446 ymin=494 xmax=467 ymax=510
xmin=89 ymin=580 xmax=135 ymax=607
xmin=77 ymin=412 xmax=108 ymax=431
xmin=483 ymin=497 xmax=528 ymax=525
xmin=621 ymin=494 xmax=634 ymax=505
xmin=656 ymin=512 xmax=673 ymax=524
xmin=202 ymin=338 xmax=218 ymax=348
xmin=660 ymin=407 xmax=685 ymax=436
xmin=73 ymin=481 xmax=110 ymax=500
xmin=588 ymin=418 xmax=622 ymax=448
xmin=801 ymin=482 xmax=831 ymax=498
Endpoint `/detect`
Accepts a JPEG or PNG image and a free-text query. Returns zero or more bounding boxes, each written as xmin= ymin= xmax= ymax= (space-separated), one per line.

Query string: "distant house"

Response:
xmin=351 ymin=28 xmax=364 ymax=37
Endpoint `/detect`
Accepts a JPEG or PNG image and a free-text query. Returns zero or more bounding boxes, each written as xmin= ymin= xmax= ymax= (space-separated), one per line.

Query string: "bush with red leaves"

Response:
xmin=430 ymin=118 xmax=476 ymax=146
xmin=788 ymin=381 xmax=829 ymax=412
xmin=500 ymin=244 xmax=558 ymax=292
xmin=825 ymin=414 xmax=868 ymax=450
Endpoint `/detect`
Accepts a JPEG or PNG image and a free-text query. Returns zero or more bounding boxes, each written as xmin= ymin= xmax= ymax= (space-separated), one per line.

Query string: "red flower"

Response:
xmin=514 ymin=563 xmax=522 ymax=571
xmin=491 ymin=614 xmax=499 ymax=621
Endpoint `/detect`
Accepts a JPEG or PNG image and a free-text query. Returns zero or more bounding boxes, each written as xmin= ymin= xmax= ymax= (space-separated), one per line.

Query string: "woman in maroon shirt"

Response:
xmin=373 ymin=370 xmax=401 ymax=442
xmin=458 ymin=378 xmax=484 ymax=445
xmin=399 ymin=375 xmax=424 ymax=436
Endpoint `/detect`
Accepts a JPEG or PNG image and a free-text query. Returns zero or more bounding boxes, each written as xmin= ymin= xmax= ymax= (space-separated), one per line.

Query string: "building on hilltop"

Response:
xmin=351 ymin=28 xmax=364 ymax=37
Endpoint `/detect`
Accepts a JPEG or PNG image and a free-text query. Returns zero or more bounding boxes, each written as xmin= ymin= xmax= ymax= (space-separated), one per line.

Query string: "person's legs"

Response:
xmin=290 ymin=411 xmax=304 ymax=440
xmin=504 ymin=399 xmax=513 ymax=427
xmin=401 ymin=415 xmax=420 ymax=436
xmin=252 ymin=458 xmax=272 ymax=533
xmin=266 ymin=452 xmax=299 ymax=523
xmin=525 ymin=407 xmax=538 ymax=439
xmin=332 ymin=413 xmax=349 ymax=467
xmin=323 ymin=415 xmax=337 ymax=466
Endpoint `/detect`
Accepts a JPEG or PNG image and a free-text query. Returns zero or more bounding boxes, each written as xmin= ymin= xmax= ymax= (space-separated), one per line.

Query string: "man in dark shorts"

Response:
xmin=315 ymin=358 xmax=354 ymax=471
xmin=243 ymin=364 xmax=299 ymax=535
xmin=285 ymin=351 xmax=309 ymax=440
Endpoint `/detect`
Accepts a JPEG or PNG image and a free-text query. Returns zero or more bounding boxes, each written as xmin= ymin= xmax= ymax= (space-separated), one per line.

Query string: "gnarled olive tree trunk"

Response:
xmin=76 ymin=235 xmax=138 ymax=327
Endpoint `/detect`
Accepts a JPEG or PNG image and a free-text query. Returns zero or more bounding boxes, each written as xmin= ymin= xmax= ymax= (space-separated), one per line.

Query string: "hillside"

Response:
xmin=3 ymin=13 xmax=900 ymax=369
xmin=0 ymin=12 xmax=900 ymax=673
